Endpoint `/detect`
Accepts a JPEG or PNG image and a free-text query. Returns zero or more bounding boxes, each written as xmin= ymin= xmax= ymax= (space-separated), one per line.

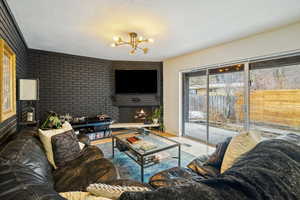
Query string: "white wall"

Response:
xmin=163 ymin=21 xmax=300 ymax=135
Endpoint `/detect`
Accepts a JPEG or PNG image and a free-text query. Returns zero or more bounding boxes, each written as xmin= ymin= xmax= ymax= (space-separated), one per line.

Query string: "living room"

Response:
xmin=0 ymin=0 xmax=300 ymax=200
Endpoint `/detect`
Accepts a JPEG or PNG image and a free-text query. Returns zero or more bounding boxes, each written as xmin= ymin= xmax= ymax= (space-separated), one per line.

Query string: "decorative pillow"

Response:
xmin=220 ymin=131 xmax=261 ymax=173
xmin=187 ymin=137 xmax=232 ymax=176
xmin=38 ymin=121 xmax=80 ymax=168
xmin=59 ymin=192 xmax=111 ymax=200
xmin=51 ymin=129 xmax=81 ymax=168
xmin=87 ymin=183 xmax=150 ymax=199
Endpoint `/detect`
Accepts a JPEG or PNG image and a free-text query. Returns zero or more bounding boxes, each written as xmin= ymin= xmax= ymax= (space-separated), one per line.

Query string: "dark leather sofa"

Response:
xmin=2 ymin=127 xmax=300 ymax=200
xmin=119 ymin=134 xmax=300 ymax=200
xmin=149 ymin=137 xmax=231 ymax=189
xmin=0 ymin=128 xmax=144 ymax=200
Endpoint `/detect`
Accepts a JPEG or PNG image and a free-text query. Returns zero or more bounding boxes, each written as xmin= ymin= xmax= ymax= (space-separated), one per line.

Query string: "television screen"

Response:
xmin=115 ymin=70 xmax=158 ymax=94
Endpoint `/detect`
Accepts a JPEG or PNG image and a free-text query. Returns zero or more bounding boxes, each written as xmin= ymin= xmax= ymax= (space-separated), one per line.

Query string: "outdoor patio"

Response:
xmin=185 ymin=122 xmax=238 ymax=145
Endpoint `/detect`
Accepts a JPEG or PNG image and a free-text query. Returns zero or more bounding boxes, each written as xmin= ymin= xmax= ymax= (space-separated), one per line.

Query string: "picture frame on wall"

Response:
xmin=0 ymin=38 xmax=16 ymax=122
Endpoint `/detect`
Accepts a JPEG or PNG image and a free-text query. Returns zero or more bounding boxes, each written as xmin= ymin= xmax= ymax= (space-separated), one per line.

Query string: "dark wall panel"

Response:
xmin=29 ymin=49 xmax=119 ymax=120
xmin=0 ymin=0 xmax=29 ymax=147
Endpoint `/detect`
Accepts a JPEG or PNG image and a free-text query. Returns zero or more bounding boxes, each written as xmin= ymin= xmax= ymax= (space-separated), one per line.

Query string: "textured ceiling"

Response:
xmin=7 ymin=0 xmax=300 ymax=61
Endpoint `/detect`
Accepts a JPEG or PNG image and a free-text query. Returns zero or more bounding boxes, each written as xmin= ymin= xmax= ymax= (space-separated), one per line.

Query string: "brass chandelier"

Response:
xmin=111 ymin=32 xmax=154 ymax=54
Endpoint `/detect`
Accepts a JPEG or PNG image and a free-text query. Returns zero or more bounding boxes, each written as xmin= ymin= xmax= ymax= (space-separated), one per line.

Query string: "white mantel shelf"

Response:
xmin=110 ymin=123 xmax=159 ymax=129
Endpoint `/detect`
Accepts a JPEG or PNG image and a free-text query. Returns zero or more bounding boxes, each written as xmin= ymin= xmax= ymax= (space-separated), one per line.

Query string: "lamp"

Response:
xmin=19 ymin=79 xmax=39 ymax=122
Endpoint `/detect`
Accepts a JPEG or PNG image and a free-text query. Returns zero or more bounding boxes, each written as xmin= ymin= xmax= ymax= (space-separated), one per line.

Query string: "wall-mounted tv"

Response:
xmin=115 ymin=70 xmax=158 ymax=94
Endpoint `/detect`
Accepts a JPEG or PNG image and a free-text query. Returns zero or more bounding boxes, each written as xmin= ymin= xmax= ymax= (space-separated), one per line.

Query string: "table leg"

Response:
xmin=112 ymin=137 xmax=115 ymax=158
xmin=141 ymin=166 xmax=144 ymax=182
xmin=141 ymin=156 xmax=144 ymax=182
xmin=178 ymin=145 xmax=181 ymax=167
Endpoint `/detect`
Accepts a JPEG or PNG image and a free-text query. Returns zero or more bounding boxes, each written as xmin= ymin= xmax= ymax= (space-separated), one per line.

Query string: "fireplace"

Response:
xmin=118 ymin=107 xmax=158 ymax=123
xmin=111 ymin=61 xmax=163 ymax=122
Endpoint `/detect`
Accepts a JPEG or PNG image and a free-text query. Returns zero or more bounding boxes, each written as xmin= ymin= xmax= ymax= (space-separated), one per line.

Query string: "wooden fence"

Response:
xmin=190 ymin=90 xmax=300 ymax=128
xmin=236 ymin=89 xmax=300 ymax=128
xmin=189 ymin=94 xmax=237 ymax=122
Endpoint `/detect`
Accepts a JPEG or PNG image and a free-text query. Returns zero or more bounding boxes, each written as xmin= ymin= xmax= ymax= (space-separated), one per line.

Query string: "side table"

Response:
xmin=19 ymin=121 xmax=40 ymax=129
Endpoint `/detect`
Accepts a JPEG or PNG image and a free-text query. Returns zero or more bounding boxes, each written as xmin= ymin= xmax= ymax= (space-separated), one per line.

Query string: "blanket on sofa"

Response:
xmin=119 ymin=135 xmax=300 ymax=200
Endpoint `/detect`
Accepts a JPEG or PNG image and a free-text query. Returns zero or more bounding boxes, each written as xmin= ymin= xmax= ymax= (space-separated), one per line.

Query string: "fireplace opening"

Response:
xmin=118 ymin=107 xmax=158 ymax=123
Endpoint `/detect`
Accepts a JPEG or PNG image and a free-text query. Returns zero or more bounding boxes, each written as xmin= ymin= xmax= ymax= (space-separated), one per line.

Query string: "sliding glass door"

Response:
xmin=249 ymin=60 xmax=300 ymax=138
xmin=208 ymin=65 xmax=245 ymax=145
xmin=183 ymin=71 xmax=208 ymax=143
xmin=182 ymin=54 xmax=300 ymax=145
xmin=183 ymin=65 xmax=246 ymax=145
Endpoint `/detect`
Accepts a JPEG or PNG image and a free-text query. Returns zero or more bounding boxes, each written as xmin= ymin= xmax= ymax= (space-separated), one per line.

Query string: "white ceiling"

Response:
xmin=7 ymin=0 xmax=300 ymax=61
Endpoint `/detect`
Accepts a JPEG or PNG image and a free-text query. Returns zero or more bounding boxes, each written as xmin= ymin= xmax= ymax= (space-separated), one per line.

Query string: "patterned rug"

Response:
xmin=96 ymin=142 xmax=196 ymax=182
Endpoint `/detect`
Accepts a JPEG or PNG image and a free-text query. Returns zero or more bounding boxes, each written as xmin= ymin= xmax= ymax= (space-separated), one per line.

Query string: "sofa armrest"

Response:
xmin=187 ymin=155 xmax=220 ymax=177
xmin=149 ymin=167 xmax=202 ymax=189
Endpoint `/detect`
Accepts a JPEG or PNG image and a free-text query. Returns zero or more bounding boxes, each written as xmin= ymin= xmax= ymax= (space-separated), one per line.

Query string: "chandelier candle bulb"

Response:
xmin=113 ymin=36 xmax=119 ymax=42
xmin=143 ymin=48 xmax=149 ymax=54
xmin=111 ymin=32 xmax=154 ymax=54
xmin=130 ymin=49 xmax=136 ymax=55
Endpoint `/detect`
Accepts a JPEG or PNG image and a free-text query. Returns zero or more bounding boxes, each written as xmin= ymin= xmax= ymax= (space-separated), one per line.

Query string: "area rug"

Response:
xmin=96 ymin=142 xmax=196 ymax=182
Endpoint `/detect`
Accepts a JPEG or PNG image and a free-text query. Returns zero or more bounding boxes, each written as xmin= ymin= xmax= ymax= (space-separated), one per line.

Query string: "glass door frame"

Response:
xmin=182 ymin=62 xmax=250 ymax=146
xmin=182 ymin=69 xmax=209 ymax=144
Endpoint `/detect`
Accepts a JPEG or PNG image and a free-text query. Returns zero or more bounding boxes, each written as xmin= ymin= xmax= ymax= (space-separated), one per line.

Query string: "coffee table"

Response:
xmin=112 ymin=130 xmax=181 ymax=182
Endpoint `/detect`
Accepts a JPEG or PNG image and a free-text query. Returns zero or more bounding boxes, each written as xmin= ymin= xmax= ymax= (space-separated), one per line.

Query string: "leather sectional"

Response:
xmin=0 ymin=128 xmax=146 ymax=200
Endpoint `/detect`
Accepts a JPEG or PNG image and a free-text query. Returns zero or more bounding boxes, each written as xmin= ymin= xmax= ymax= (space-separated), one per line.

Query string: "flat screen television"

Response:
xmin=115 ymin=70 xmax=158 ymax=94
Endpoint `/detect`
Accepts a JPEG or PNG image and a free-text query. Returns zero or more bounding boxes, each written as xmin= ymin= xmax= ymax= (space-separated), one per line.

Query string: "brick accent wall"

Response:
xmin=0 ymin=0 xmax=29 ymax=146
xmin=29 ymin=49 xmax=119 ymax=120
xmin=29 ymin=49 xmax=163 ymax=122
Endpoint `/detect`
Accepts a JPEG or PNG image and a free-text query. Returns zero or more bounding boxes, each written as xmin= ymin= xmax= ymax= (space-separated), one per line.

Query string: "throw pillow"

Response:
xmin=38 ymin=121 xmax=80 ymax=168
xmin=51 ymin=129 xmax=81 ymax=168
xmin=220 ymin=131 xmax=261 ymax=173
xmin=59 ymin=192 xmax=111 ymax=200
xmin=87 ymin=183 xmax=150 ymax=199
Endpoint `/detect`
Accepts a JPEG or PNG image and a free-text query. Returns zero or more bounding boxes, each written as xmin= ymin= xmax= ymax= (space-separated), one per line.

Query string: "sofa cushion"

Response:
xmin=87 ymin=183 xmax=150 ymax=199
xmin=0 ymin=134 xmax=64 ymax=200
xmin=53 ymin=145 xmax=117 ymax=192
xmin=220 ymin=131 xmax=261 ymax=173
xmin=38 ymin=121 xmax=80 ymax=168
xmin=0 ymin=135 xmax=53 ymax=185
xmin=59 ymin=191 xmax=111 ymax=200
xmin=51 ymin=129 xmax=81 ymax=168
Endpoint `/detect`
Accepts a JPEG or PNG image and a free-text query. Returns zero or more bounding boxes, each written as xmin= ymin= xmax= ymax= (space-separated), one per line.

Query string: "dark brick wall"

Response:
xmin=0 ymin=0 xmax=29 ymax=145
xmin=29 ymin=50 xmax=163 ymax=122
xmin=29 ymin=49 xmax=119 ymax=120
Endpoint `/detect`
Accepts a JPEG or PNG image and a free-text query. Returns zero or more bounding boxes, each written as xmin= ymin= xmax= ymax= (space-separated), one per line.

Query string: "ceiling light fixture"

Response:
xmin=111 ymin=32 xmax=154 ymax=55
